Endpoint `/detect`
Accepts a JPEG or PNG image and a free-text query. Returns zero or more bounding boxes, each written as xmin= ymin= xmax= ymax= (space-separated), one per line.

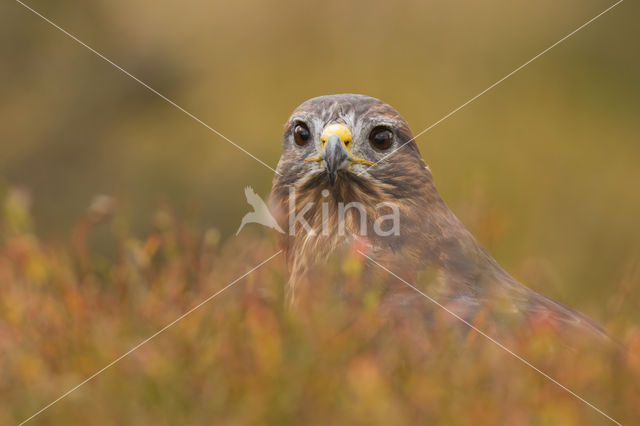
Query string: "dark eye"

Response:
xmin=293 ymin=123 xmax=311 ymax=146
xmin=369 ymin=126 xmax=393 ymax=151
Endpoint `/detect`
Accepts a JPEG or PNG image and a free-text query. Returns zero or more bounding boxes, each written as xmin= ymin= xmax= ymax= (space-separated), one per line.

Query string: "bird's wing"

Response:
xmin=391 ymin=245 xmax=613 ymax=345
xmin=505 ymin=278 xmax=610 ymax=340
xmin=442 ymin=267 xmax=613 ymax=345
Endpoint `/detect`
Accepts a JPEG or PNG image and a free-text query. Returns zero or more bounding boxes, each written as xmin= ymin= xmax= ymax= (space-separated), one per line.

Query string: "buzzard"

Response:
xmin=270 ymin=94 xmax=609 ymax=343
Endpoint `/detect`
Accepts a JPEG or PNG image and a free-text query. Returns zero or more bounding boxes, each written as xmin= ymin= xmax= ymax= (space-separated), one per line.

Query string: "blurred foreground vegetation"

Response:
xmin=1 ymin=188 xmax=639 ymax=425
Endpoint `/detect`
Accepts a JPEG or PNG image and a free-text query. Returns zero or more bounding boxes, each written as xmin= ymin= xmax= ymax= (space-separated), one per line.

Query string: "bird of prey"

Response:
xmin=270 ymin=94 xmax=609 ymax=344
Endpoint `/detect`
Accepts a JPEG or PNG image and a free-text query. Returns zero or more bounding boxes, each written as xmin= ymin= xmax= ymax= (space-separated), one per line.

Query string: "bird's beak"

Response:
xmin=305 ymin=123 xmax=376 ymax=185
xmin=322 ymin=133 xmax=349 ymax=185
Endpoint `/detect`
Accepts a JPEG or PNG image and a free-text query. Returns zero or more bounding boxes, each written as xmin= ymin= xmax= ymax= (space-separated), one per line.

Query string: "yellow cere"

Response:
xmin=321 ymin=123 xmax=352 ymax=147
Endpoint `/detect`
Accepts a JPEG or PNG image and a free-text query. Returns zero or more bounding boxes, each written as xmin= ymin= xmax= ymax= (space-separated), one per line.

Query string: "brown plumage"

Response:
xmin=270 ymin=94 xmax=609 ymax=344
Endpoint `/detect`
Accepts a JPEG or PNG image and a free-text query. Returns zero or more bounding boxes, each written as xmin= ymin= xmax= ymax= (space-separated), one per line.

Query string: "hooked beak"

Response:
xmin=304 ymin=123 xmax=376 ymax=186
xmin=322 ymin=134 xmax=349 ymax=185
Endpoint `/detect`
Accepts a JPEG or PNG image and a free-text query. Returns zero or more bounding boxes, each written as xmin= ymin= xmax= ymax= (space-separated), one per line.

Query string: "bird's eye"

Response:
xmin=369 ymin=126 xmax=393 ymax=151
xmin=293 ymin=123 xmax=311 ymax=146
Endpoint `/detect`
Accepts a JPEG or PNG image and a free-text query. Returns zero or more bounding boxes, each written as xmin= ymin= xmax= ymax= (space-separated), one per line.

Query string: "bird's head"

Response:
xmin=271 ymin=94 xmax=443 ymax=257
xmin=273 ymin=94 xmax=431 ymax=202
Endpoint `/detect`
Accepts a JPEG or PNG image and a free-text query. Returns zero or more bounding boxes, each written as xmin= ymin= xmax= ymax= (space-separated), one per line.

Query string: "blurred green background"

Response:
xmin=1 ymin=0 xmax=639 ymax=321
